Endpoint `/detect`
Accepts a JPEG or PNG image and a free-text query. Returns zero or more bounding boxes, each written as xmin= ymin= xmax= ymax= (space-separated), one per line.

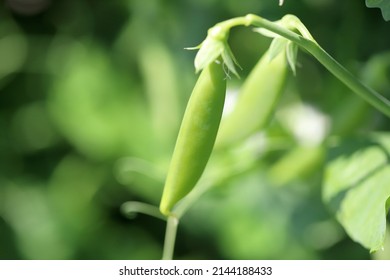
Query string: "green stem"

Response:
xmin=173 ymin=181 xmax=212 ymax=219
xmin=216 ymin=14 xmax=390 ymax=117
xmin=121 ymin=202 xmax=179 ymax=259
xmin=121 ymin=201 xmax=166 ymax=221
xmin=303 ymin=42 xmax=390 ymax=117
xmin=162 ymin=215 xmax=179 ymax=260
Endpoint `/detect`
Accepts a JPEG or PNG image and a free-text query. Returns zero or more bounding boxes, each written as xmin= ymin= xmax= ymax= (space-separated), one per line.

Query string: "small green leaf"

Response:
xmin=267 ymin=38 xmax=298 ymax=75
xmin=366 ymin=0 xmax=390 ymax=21
xmin=221 ymin=43 xmax=241 ymax=78
xmin=323 ymin=133 xmax=390 ymax=252
xmin=189 ymin=25 xmax=240 ymax=77
xmin=286 ymin=41 xmax=298 ymax=75
xmin=268 ymin=37 xmax=288 ymax=61
xmin=192 ymin=37 xmax=224 ymax=73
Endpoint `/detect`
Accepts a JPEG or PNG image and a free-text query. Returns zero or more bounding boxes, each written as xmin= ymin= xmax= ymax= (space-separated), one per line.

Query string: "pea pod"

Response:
xmin=216 ymin=48 xmax=287 ymax=149
xmin=159 ymin=61 xmax=226 ymax=216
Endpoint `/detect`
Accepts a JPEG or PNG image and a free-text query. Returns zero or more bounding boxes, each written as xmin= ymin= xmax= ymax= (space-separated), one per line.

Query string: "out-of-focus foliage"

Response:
xmin=366 ymin=0 xmax=390 ymax=21
xmin=323 ymin=133 xmax=390 ymax=252
xmin=0 ymin=0 xmax=389 ymax=259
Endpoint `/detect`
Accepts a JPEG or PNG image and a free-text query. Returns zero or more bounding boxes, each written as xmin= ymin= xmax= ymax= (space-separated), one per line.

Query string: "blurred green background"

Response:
xmin=1 ymin=0 xmax=390 ymax=260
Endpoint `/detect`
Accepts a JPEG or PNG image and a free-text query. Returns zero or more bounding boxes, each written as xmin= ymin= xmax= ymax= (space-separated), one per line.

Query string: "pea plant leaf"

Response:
xmin=366 ymin=0 xmax=390 ymax=21
xmin=323 ymin=133 xmax=390 ymax=252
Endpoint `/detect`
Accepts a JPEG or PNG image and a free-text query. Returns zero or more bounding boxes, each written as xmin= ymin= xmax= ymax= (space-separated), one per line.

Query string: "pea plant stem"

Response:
xmin=304 ymin=42 xmax=390 ymax=117
xmin=121 ymin=201 xmax=166 ymax=220
xmin=162 ymin=215 xmax=179 ymax=260
xmin=218 ymin=14 xmax=390 ymax=118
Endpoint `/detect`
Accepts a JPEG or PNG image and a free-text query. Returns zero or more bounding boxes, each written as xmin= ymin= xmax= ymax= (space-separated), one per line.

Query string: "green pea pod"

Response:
xmin=216 ymin=48 xmax=287 ymax=149
xmin=159 ymin=61 xmax=226 ymax=216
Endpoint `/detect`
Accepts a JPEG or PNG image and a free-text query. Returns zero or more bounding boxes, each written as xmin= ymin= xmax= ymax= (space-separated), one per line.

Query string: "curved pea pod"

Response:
xmin=215 ymin=48 xmax=288 ymax=149
xmin=159 ymin=61 xmax=226 ymax=216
